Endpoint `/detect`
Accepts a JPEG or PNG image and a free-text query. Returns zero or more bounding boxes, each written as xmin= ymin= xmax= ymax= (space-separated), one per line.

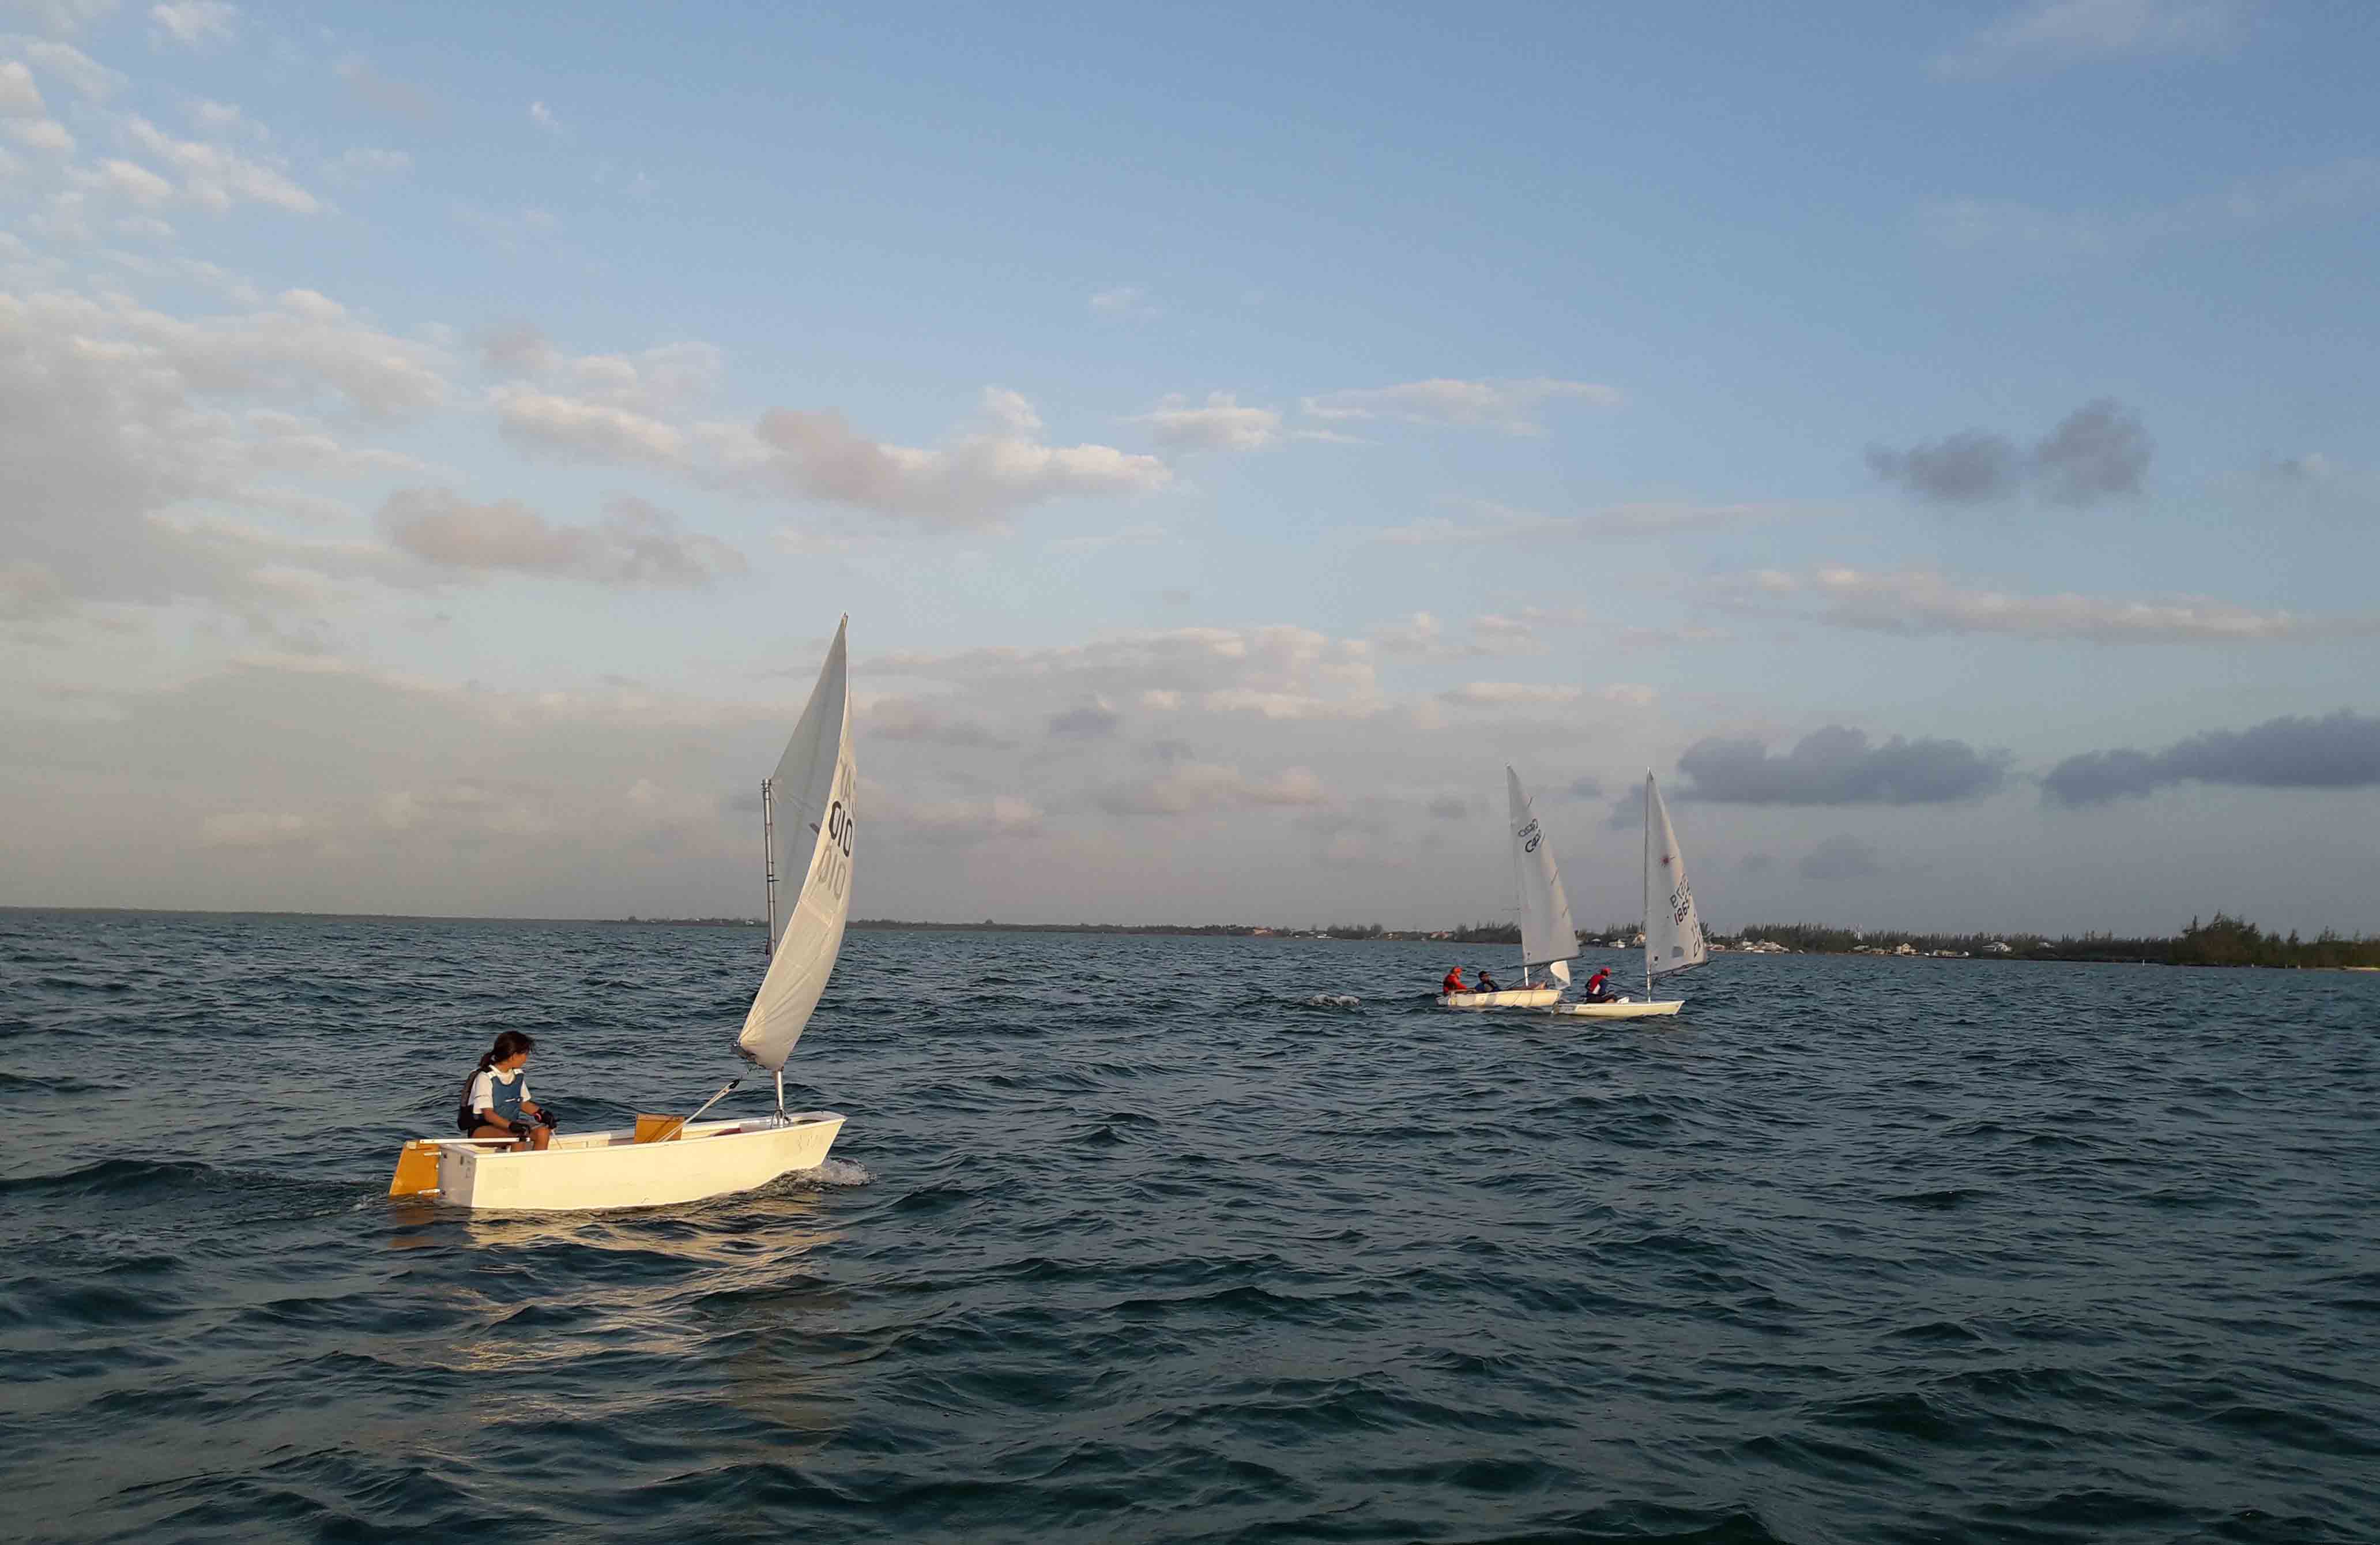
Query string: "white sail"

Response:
xmin=1643 ymin=773 xmax=1706 ymax=982
xmin=1507 ymin=766 xmax=1579 ymax=985
xmin=735 ymin=618 xmax=854 ymax=1072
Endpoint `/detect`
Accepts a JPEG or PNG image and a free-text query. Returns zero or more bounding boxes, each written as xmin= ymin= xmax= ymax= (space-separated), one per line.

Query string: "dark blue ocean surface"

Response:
xmin=3 ymin=911 xmax=2376 ymax=1543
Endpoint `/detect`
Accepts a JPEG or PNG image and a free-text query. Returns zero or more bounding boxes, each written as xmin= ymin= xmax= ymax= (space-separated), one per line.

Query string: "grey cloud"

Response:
xmin=1799 ymin=835 xmax=1881 ymax=882
xmin=1867 ymin=399 xmax=2149 ymax=506
xmin=1678 ymin=725 xmax=2009 ymax=805
xmin=2031 ymin=399 xmax=2150 ymax=505
xmin=479 ymin=320 xmax=556 ymax=374
xmin=2044 ymin=709 xmax=2380 ymax=807
xmin=1564 ymin=775 xmax=1603 ymax=800
xmin=378 ymin=490 xmax=745 ymax=587
xmin=1865 ymin=431 xmax=2020 ymax=504
xmin=2266 ymin=453 xmax=2334 ymax=483
xmin=1144 ymin=738 xmax=1195 ymax=764
xmin=1740 ymin=852 xmax=1776 ymax=874
xmin=866 ymin=697 xmax=1008 ymax=749
xmin=335 ymin=55 xmax=435 ymax=121
xmin=1048 ymin=703 xmax=1122 ymax=740
xmin=1426 ymin=795 xmax=1469 ymax=820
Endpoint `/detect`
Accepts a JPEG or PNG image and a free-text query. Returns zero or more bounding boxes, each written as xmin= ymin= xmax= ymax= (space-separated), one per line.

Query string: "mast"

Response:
xmin=1643 ymin=772 xmax=1654 ymax=1001
xmin=761 ymin=776 xmax=778 ymax=960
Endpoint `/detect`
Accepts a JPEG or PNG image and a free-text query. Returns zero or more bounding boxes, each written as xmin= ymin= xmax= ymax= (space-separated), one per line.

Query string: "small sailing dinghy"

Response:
xmin=1440 ymin=768 xmax=1577 ymax=1010
xmin=1547 ymin=772 xmax=1706 ymax=1020
xmin=389 ymin=619 xmax=856 ymax=1211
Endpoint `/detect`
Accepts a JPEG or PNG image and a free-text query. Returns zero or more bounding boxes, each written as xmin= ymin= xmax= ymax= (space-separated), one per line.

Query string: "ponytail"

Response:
xmin=462 ymin=1031 xmax=538 ymax=1105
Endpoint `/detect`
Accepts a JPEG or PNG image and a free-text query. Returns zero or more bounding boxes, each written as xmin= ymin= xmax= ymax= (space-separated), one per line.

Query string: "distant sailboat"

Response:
xmin=1546 ymin=772 xmax=1705 ymax=1020
xmin=389 ymin=618 xmax=854 ymax=1209
xmin=1440 ymin=768 xmax=1575 ymax=1010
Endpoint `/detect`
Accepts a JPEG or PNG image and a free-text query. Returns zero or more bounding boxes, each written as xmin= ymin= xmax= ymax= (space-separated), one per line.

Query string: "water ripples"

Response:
xmin=3 ymin=911 xmax=2378 ymax=1541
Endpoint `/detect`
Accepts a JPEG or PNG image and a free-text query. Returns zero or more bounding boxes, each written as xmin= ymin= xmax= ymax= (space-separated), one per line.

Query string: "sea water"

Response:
xmin=3 ymin=911 xmax=2375 ymax=1542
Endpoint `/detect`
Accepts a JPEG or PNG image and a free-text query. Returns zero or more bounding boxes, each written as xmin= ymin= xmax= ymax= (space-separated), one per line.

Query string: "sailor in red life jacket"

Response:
xmin=1583 ymin=967 xmax=1615 ymax=1002
xmin=1441 ymin=966 xmax=1467 ymax=997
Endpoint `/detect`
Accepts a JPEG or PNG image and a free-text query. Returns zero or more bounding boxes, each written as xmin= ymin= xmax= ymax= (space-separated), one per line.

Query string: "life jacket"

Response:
xmin=457 ymin=1064 xmax=527 ymax=1133
xmin=1441 ymin=971 xmax=1465 ymax=994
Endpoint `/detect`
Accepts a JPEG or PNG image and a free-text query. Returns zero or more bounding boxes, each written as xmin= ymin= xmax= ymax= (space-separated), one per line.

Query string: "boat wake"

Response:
xmin=1301 ymin=993 xmax=1362 ymax=1009
xmin=799 ymin=1157 xmax=872 ymax=1188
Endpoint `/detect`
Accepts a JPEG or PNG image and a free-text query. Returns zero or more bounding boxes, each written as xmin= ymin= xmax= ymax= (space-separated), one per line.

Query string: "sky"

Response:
xmin=3 ymin=0 xmax=2377 ymax=936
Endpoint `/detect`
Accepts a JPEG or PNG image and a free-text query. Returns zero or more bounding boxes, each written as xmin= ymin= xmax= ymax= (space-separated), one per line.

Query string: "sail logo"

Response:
xmin=1519 ymin=818 xmax=1541 ymax=854
xmin=812 ymin=765 xmax=856 ymax=901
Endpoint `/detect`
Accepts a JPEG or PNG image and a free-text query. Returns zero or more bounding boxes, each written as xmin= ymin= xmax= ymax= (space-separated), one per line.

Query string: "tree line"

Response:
xmin=1729 ymin=913 xmax=2380 ymax=969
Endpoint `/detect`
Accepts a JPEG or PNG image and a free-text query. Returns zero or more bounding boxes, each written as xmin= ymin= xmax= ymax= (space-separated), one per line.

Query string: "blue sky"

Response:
xmin=4 ymin=0 xmax=2377 ymax=934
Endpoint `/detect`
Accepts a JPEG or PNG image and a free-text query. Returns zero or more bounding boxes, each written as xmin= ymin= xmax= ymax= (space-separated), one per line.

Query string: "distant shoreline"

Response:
xmin=5 ymin=907 xmax=2374 ymax=968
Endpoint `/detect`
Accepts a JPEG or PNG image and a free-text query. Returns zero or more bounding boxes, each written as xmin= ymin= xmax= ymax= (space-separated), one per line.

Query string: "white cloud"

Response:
xmin=528 ymin=99 xmax=560 ymax=135
xmin=123 ymin=115 xmax=319 ymax=213
xmin=199 ymin=809 xmax=318 ymax=849
xmin=91 ymin=156 xmax=171 ymax=201
xmin=907 ymin=794 xmax=1044 ymax=843
xmin=0 ymin=282 xmax=454 ymax=622
xmin=1922 ymin=159 xmax=2380 ymax=261
xmin=378 ymin=491 xmax=745 ymax=588
xmin=740 ymin=400 xmax=1172 ymax=528
xmin=1439 ymin=680 xmax=1653 ymax=709
xmin=11 ymin=1 xmax=120 ymax=38
xmin=980 ymin=385 xmax=1041 ymax=434
xmin=1733 ymin=566 xmax=2380 ymax=644
xmin=1048 ymin=522 xmax=1166 ymax=556
xmin=1371 ymin=608 xmax=1548 ymax=659
xmin=1440 ymin=681 xmax=1580 ymax=708
xmin=879 ymin=623 xmax=1381 ymax=717
xmin=16 ymin=40 xmax=125 ymax=99
xmin=480 ymin=329 xmax=724 ymax=415
xmin=332 ymin=146 xmax=411 ymax=179
xmin=188 ymin=99 xmax=249 ymax=136
xmin=148 ymin=1 xmax=236 ymax=48
xmin=473 ymin=360 xmax=1163 ymax=529
xmin=491 ymin=385 xmax=688 ymax=467
xmin=1369 ymin=499 xmax=1809 ymax=546
xmin=0 ymin=59 xmax=46 ymax=115
xmin=2 ymin=558 xmax=71 ymax=621
xmin=1617 ymin=625 xmax=1728 ymax=649
xmin=1935 ymin=0 xmax=2246 ymax=78
xmin=1301 ymin=377 xmax=1622 ymax=434
xmin=1131 ymin=390 xmax=1281 ymax=452
xmin=1094 ymin=761 xmax=1328 ymax=816
xmin=1089 ymin=284 xmax=1154 ymax=317
xmin=7 ymin=115 xmax=72 ymax=152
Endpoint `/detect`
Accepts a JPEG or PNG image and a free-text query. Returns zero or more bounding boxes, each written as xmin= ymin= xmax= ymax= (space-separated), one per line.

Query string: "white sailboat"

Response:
xmin=389 ymin=618 xmax=855 ymax=1210
xmin=1440 ymin=768 xmax=1576 ymax=1010
xmin=1547 ymin=771 xmax=1705 ymax=1020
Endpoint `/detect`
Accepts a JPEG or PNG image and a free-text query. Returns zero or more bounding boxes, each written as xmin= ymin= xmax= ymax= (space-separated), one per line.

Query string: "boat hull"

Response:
xmin=1543 ymin=999 xmax=1684 ymax=1019
xmin=1438 ymin=987 xmax=1562 ymax=1010
xmin=419 ymin=1112 xmax=844 ymax=1211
